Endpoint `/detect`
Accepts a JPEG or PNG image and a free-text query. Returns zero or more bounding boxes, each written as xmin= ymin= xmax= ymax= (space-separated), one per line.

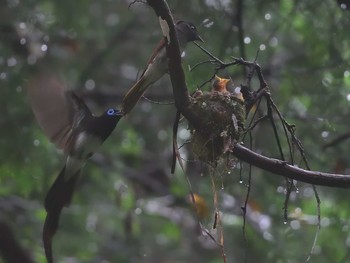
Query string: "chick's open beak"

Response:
xmin=215 ymin=75 xmax=230 ymax=86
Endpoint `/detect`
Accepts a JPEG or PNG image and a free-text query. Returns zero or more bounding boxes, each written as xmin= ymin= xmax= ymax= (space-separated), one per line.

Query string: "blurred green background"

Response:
xmin=1 ymin=0 xmax=350 ymax=262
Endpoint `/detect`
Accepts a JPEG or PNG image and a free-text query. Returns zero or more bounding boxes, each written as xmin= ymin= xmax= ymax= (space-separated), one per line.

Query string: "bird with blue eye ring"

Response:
xmin=27 ymin=73 xmax=123 ymax=263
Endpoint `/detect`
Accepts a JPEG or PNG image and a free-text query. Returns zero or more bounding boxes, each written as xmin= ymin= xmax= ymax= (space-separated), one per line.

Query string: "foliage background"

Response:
xmin=1 ymin=0 xmax=350 ymax=262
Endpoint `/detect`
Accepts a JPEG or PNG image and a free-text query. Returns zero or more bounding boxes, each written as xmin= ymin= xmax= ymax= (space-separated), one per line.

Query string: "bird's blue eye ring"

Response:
xmin=107 ymin=109 xmax=115 ymax=115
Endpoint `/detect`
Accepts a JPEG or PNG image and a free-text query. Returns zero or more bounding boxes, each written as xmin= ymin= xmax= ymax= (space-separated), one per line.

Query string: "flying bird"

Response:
xmin=27 ymin=74 xmax=123 ymax=263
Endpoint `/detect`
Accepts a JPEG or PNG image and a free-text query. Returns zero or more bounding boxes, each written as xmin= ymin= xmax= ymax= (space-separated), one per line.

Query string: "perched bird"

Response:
xmin=27 ymin=74 xmax=123 ymax=263
xmin=122 ymin=20 xmax=203 ymax=114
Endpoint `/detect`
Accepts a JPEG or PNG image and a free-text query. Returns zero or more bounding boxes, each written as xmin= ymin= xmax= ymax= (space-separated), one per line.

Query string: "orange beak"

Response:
xmin=215 ymin=75 xmax=230 ymax=86
xmin=213 ymin=75 xmax=230 ymax=93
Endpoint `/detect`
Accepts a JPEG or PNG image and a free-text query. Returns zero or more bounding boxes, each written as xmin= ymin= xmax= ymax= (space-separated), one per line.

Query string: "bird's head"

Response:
xmin=176 ymin=20 xmax=204 ymax=43
xmin=212 ymin=75 xmax=231 ymax=93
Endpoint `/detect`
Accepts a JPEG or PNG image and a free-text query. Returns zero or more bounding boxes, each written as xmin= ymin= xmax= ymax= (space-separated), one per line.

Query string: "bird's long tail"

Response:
xmin=43 ymin=165 xmax=80 ymax=263
xmin=122 ymin=76 xmax=148 ymax=114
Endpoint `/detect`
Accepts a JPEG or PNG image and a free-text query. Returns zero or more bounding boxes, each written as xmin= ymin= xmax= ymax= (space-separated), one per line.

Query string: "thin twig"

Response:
xmin=242 ymin=132 xmax=253 ymax=263
xmin=323 ymin=131 xmax=350 ymax=149
xmin=141 ymin=95 xmax=174 ymax=105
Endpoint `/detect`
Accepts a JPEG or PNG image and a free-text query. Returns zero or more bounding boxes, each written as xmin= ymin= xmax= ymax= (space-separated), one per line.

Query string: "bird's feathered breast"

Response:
xmin=84 ymin=114 xmax=121 ymax=142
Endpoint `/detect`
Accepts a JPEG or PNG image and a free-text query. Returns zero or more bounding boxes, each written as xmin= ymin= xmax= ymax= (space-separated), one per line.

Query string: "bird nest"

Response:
xmin=188 ymin=91 xmax=246 ymax=166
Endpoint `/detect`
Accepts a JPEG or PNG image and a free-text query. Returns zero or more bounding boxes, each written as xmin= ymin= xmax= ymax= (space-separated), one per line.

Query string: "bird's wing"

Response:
xmin=140 ymin=37 xmax=167 ymax=77
xmin=122 ymin=37 xmax=167 ymax=114
xmin=27 ymin=73 xmax=74 ymax=150
xmin=69 ymin=92 xmax=92 ymax=127
xmin=59 ymin=92 xmax=93 ymax=154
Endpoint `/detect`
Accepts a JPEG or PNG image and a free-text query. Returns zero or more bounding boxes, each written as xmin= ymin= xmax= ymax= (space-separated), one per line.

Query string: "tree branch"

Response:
xmin=146 ymin=0 xmax=350 ymax=189
xmin=323 ymin=130 xmax=350 ymax=149
xmin=232 ymin=144 xmax=350 ymax=188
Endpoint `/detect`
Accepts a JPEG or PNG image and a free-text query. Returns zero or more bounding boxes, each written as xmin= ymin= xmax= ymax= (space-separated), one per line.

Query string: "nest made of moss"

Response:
xmin=188 ymin=90 xmax=246 ymax=166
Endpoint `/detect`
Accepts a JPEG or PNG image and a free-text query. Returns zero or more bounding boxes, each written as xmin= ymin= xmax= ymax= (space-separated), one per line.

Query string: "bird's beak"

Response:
xmin=215 ymin=75 xmax=230 ymax=86
xmin=220 ymin=78 xmax=230 ymax=86
xmin=195 ymin=35 xmax=204 ymax=43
